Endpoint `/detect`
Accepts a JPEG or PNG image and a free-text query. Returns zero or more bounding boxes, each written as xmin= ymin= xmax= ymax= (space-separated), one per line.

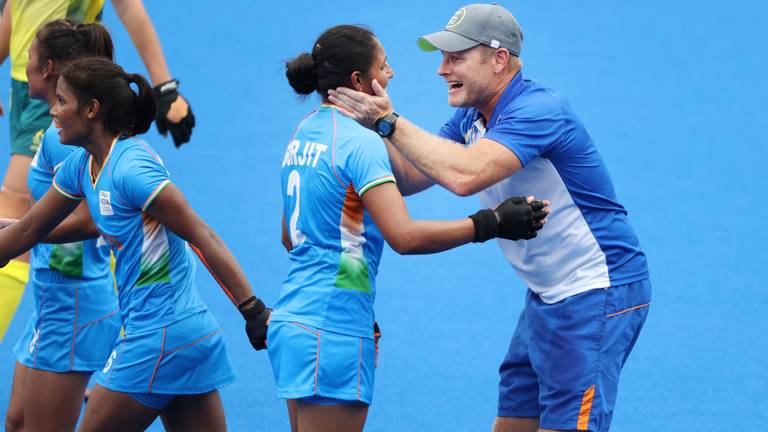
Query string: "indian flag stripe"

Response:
xmin=359 ymin=176 xmax=396 ymax=197
xmin=52 ymin=179 xmax=82 ymax=201
xmin=142 ymin=180 xmax=171 ymax=211
xmin=136 ymin=215 xmax=171 ymax=286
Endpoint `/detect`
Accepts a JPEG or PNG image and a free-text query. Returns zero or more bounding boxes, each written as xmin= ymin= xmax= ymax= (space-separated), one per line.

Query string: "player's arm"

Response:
xmin=281 ymin=213 xmax=293 ymax=252
xmin=0 ymin=1 xmax=10 ymax=67
xmin=42 ymin=201 xmax=100 ymax=243
xmin=362 ymin=182 xmax=548 ymax=255
xmin=145 ymin=183 xmax=270 ymax=349
xmin=384 ymin=140 xmax=435 ymax=196
xmin=329 ymin=82 xmax=521 ymax=196
xmin=0 ymin=0 xmax=12 ymax=116
xmin=110 ymin=0 xmax=194 ymax=146
xmin=146 ymin=183 xmax=254 ymax=305
xmin=110 ymin=0 xmax=172 ymax=86
xmin=0 ymin=188 xmax=80 ymax=265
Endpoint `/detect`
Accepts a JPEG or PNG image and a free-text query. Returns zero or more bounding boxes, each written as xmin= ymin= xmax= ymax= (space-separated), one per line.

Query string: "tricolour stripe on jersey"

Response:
xmin=359 ymin=175 xmax=396 ymax=196
xmin=136 ymin=214 xmax=171 ymax=287
xmin=52 ymin=178 xmax=83 ymax=200
xmin=142 ymin=180 xmax=171 ymax=212
xmin=335 ymin=185 xmax=370 ymax=293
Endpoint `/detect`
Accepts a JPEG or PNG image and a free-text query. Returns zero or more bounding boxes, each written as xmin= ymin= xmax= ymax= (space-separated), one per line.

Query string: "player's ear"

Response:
xmin=83 ymin=98 xmax=101 ymax=120
xmin=350 ymin=71 xmax=364 ymax=91
xmin=42 ymin=59 xmax=56 ymax=80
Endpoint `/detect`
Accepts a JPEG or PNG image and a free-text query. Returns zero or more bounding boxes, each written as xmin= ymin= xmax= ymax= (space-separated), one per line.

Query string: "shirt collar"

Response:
xmin=480 ymin=70 xmax=524 ymax=129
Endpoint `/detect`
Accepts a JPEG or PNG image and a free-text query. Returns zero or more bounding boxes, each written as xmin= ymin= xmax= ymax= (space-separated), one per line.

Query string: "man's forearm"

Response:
xmin=389 ymin=117 xmax=484 ymax=196
xmin=384 ymin=141 xmax=434 ymax=196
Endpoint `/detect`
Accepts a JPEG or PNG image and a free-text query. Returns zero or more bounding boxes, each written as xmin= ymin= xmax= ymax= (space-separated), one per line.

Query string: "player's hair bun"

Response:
xmin=285 ymin=52 xmax=317 ymax=95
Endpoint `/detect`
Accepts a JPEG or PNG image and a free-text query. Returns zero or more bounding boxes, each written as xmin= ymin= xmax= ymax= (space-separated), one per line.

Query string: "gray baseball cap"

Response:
xmin=417 ymin=4 xmax=523 ymax=56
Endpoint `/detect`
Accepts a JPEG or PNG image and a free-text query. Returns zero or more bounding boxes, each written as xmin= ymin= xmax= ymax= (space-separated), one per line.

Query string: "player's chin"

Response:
xmin=447 ymin=95 xmax=470 ymax=108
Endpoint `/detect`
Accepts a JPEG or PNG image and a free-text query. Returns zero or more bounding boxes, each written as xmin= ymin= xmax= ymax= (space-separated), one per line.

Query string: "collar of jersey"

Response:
xmin=88 ymin=137 xmax=118 ymax=189
xmin=485 ymin=70 xmax=525 ymax=129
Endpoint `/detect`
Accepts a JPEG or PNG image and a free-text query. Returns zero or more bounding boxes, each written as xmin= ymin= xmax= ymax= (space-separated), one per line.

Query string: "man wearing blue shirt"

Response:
xmin=329 ymin=4 xmax=651 ymax=432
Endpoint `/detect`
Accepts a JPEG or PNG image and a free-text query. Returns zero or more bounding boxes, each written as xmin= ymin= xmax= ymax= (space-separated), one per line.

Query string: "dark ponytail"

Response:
xmin=286 ymin=25 xmax=378 ymax=99
xmin=61 ymin=57 xmax=156 ymax=136
xmin=35 ymin=19 xmax=114 ymax=68
xmin=285 ymin=52 xmax=316 ymax=95
xmin=126 ymin=73 xmax=155 ymax=135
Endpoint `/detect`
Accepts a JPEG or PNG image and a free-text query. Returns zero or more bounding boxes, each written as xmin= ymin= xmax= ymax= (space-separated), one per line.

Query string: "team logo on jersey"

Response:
xmin=446 ymin=8 xmax=466 ymax=28
xmin=99 ymin=190 xmax=114 ymax=216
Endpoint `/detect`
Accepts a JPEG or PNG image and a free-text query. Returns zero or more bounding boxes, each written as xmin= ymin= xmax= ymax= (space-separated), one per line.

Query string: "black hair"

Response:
xmin=286 ymin=25 xmax=378 ymax=98
xmin=35 ymin=19 xmax=114 ymax=69
xmin=61 ymin=57 xmax=155 ymax=136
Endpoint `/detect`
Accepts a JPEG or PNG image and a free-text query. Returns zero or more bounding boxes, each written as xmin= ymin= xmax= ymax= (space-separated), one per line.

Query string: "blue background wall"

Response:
xmin=1 ymin=1 xmax=766 ymax=430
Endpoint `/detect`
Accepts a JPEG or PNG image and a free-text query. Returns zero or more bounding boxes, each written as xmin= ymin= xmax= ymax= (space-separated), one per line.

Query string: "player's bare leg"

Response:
xmin=5 ymin=362 xmax=28 ymax=432
xmin=291 ymin=399 xmax=368 ymax=432
xmin=78 ymin=384 xmax=161 ymax=432
xmin=287 ymin=400 xmax=299 ymax=432
xmin=160 ymin=391 xmax=226 ymax=432
xmin=22 ymin=367 xmax=90 ymax=432
xmin=493 ymin=416 xmax=539 ymax=432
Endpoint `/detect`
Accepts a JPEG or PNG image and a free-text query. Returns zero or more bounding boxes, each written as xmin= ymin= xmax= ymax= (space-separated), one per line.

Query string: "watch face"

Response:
xmin=378 ymin=122 xmax=393 ymax=136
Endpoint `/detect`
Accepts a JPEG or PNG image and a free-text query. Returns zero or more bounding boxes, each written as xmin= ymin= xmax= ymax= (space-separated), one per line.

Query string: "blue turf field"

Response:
xmin=1 ymin=1 xmax=767 ymax=430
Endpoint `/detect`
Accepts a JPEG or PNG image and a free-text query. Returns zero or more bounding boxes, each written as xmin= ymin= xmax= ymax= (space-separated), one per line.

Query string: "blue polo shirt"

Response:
xmin=440 ymin=71 xmax=648 ymax=303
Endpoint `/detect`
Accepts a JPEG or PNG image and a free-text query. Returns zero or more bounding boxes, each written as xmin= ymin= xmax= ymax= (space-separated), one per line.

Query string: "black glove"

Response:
xmin=238 ymin=296 xmax=271 ymax=350
xmin=469 ymin=197 xmax=547 ymax=242
xmin=153 ymin=79 xmax=196 ymax=147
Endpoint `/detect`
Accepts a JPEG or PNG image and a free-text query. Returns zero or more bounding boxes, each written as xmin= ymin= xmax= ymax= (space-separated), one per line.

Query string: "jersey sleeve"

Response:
xmin=52 ymin=150 xmax=85 ymax=201
xmin=438 ymin=109 xmax=469 ymax=143
xmin=483 ymin=102 xmax=564 ymax=167
xmin=345 ymin=132 xmax=395 ymax=197
xmin=114 ymin=143 xmax=171 ymax=211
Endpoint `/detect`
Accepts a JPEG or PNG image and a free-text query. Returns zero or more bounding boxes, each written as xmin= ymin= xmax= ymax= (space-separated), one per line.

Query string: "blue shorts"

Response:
xmin=498 ymin=279 xmax=651 ymax=432
xmin=129 ymin=392 xmax=175 ymax=410
xmin=95 ymin=310 xmax=237 ymax=395
xmin=267 ymin=321 xmax=375 ymax=405
xmin=13 ymin=270 xmax=120 ymax=372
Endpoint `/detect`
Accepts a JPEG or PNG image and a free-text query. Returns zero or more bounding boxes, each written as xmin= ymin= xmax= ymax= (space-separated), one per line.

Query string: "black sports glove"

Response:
xmin=238 ymin=296 xmax=271 ymax=350
xmin=153 ymin=79 xmax=196 ymax=147
xmin=496 ymin=197 xmax=547 ymax=240
xmin=469 ymin=197 xmax=547 ymax=242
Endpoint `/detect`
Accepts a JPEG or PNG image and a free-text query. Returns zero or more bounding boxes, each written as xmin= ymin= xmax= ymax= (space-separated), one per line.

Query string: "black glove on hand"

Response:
xmin=153 ymin=79 xmax=196 ymax=147
xmin=495 ymin=196 xmax=547 ymax=240
xmin=469 ymin=197 xmax=548 ymax=242
xmin=238 ymin=296 xmax=271 ymax=350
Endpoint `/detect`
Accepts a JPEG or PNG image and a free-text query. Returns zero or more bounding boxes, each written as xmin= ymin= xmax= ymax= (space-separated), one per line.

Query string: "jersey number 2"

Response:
xmin=287 ymin=170 xmax=306 ymax=246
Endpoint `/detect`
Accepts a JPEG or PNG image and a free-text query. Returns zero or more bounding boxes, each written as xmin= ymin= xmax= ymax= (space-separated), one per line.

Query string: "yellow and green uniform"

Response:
xmin=7 ymin=0 xmax=104 ymax=156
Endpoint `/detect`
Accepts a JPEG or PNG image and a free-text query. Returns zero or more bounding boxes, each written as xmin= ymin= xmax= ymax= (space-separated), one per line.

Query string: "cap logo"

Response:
xmin=446 ymin=8 xmax=466 ymax=28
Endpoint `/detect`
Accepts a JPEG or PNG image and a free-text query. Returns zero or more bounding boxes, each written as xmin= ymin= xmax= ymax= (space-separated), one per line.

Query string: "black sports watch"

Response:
xmin=375 ymin=112 xmax=400 ymax=138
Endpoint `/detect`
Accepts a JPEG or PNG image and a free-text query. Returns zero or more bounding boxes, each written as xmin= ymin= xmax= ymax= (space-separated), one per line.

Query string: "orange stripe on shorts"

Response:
xmin=577 ymin=384 xmax=595 ymax=430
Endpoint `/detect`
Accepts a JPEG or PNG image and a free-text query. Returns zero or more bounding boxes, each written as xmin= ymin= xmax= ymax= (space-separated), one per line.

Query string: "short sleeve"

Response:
xmin=484 ymin=103 xmax=564 ymax=167
xmin=52 ymin=150 xmax=86 ymax=201
xmin=438 ymin=109 xmax=466 ymax=143
xmin=114 ymin=144 xmax=171 ymax=211
xmin=345 ymin=132 xmax=395 ymax=197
